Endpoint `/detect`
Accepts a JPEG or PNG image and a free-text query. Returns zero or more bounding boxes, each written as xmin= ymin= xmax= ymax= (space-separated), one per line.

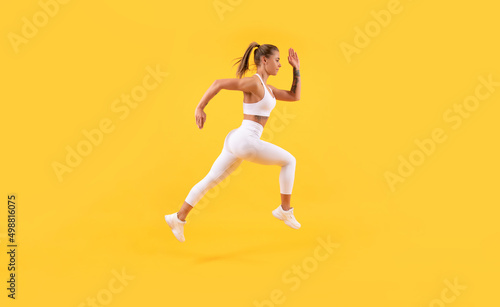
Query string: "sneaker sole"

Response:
xmin=272 ymin=210 xmax=301 ymax=229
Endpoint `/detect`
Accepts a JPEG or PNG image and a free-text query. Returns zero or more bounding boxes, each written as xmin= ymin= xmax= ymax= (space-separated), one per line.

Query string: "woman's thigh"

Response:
xmin=206 ymin=148 xmax=243 ymax=183
xmin=227 ymin=131 xmax=294 ymax=166
xmin=246 ymin=139 xmax=295 ymax=166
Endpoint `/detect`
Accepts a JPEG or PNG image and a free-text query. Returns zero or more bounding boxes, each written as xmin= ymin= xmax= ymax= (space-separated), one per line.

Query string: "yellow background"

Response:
xmin=1 ymin=0 xmax=499 ymax=306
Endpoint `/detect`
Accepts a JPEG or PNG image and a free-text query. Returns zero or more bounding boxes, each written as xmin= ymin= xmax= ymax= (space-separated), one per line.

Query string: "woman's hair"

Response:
xmin=232 ymin=42 xmax=279 ymax=79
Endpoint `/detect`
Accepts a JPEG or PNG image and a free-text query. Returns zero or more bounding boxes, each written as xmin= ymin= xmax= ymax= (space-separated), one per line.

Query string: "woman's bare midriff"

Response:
xmin=243 ymin=114 xmax=268 ymax=127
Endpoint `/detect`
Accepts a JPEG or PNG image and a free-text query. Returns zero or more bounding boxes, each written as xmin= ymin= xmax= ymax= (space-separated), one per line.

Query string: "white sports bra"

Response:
xmin=243 ymin=73 xmax=277 ymax=117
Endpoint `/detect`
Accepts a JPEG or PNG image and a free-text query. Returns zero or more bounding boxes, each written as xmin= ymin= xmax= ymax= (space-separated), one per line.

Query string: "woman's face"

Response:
xmin=264 ymin=51 xmax=281 ymax=75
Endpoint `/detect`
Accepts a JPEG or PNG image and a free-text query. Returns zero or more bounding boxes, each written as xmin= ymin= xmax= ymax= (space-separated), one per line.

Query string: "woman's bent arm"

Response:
xmin=194 ymin=77 xmax=257 ymax=129
xmin=290 ymin=67 xmax=301 ymax=100
xmin=197 ymin=77 xmax=257 ymax=110
xmin=196 ymin=81 xmax=220 ymax=110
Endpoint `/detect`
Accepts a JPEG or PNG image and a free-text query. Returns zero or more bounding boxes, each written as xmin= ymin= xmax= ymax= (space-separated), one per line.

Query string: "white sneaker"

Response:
xmin=272 ymin=205 xmax=301 ymax=229
xmin=164 ymin=213 xmax=187 ymax=242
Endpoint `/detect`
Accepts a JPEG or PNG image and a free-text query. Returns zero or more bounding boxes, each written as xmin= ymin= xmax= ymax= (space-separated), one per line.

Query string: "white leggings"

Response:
xmin=185 ymin=119 xmax=296 ymax=207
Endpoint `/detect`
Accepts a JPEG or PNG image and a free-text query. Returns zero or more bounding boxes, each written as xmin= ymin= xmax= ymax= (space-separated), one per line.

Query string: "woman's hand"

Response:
xmin=288 ymin=48 xmax=300 ymax=70
xmin=195 ymin=107 xmax=206 ymax=129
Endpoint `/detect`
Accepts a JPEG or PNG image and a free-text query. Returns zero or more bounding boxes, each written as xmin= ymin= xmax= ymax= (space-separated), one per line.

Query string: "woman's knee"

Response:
xmin=284 ymin=153 xmax=296 ymax=167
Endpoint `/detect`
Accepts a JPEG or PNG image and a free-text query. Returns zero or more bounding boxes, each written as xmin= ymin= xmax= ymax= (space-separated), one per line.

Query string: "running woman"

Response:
xmin=165 ymin=42 xmax=301 ymax=242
